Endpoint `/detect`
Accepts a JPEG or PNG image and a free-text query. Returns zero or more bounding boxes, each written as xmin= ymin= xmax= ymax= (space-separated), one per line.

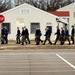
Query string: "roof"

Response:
xmin=1 ymin=3 xmax=59 ymax=18
xmin=48 ymin=11 xmax=70 ymax=17
xmin=0 ymin=3 xmax=68 ymax=24
xmin=57 ymin=18 xmax=68 ymax=24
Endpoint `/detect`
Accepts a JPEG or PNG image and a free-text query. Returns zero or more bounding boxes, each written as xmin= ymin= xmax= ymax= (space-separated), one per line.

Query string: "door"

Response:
xmin=47 ymin=26 xmax=52 ymax=33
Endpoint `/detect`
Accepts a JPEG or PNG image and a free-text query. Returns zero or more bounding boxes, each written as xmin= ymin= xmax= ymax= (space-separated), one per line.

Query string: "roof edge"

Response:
xmin=1 ymin=3 xmax=59 ymax=18
xmin=57 ymin=2 xmax=75 ymax=11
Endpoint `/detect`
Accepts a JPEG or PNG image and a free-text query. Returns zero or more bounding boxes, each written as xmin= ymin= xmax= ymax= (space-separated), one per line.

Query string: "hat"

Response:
xmin=71 ymin=25 xmax=74 ymax=27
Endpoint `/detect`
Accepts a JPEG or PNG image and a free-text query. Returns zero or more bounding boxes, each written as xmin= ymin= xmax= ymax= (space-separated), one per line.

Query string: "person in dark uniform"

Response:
xmin=4 ymin=26 xmax=8 ymax=44
xmin=71 ymin=25 xmax=75 ymax=44
xmin=24 ymin=26 xmax=31 ymax=44
xmin=35 ymin=27 xmax=41 ymax=45
xmin=48 ymin=27 xmax=52 ymax=44
xmin=21 ymin=27 xmax=27 ymax=45
xmin=60 ymin=27 xmax=65 ymax=45
xmin=43 ymin=27 xmax=52 ymax=45
xmin=16 ymin=27 xmax=20 ymax=44
xmin=37 ymin=27 xmax=43 ymax=44
xmin=64 ymin=27 xmax=71 ymax=45
xmin=1 ymin=27 xmax=5 ymax=44
xmin=54 ymin=26 xmax=61 ymax=45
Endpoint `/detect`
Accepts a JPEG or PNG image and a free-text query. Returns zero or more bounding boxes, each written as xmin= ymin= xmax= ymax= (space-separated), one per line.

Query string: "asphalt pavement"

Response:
xmin=0 ymin=50 xmax=75 ymax=75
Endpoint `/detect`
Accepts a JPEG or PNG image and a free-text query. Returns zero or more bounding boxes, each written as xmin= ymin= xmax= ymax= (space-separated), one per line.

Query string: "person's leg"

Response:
xmin=48 ymin=38 xmax=52 ymax=45
xmin=39 ymin=36 xmax=43 ymax=44
xmin=4 ymin=36 xmax=8 ymax=44
xmin=71 ymin=35 xmax=74 ymax=44
xmin=72 ymin=35 xmax=74 ymax=44
xmin=43 ymin=38 xmax=47 ymax=45
xmin=27 ymin=35 xmax=31 ymax=44
xmin=67 ymin=36 xmax=71 ymax=45
xmin=6 ymin=36 xmax=8 ymax=44
xmin=35 ymin=36 xmax=40 ymax=45
xmin=21 ymin=36 xmax=24 ymax=45
xmin=18 ymin=35 xmax=20 ymax=44
xmin=61 ymin=36 xmax=64 ymax=45
xmin=16 ymin=36 xmax=18 ymax=44
xmin=54 ymin=36 xmax=58 ymax=45
xmin=24 ymin=36 xmax=27 ymax=45
xmin=1 ymin=36 xmax=4 ymax=44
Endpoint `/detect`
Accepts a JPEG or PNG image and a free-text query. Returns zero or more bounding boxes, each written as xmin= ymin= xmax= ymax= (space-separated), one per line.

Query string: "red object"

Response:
xmin=0 ymin=14 xmax=5 ymax=23
xmin=48 ymin=11 xmax=69 ymax=17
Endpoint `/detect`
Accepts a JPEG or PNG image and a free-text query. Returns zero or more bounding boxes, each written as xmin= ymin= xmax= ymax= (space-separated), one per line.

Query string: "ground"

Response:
xmin=0 ymin=49 xmax=75 ymax=75
xmin=0 ymin=41 xmax=75 ymax=75
xmin=0 ymin=43 xmax=75 ymax=50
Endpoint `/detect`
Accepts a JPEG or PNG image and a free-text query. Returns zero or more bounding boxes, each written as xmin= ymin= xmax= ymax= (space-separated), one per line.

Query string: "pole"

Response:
xmin=0 ymin=23 xmax=1 ymax=44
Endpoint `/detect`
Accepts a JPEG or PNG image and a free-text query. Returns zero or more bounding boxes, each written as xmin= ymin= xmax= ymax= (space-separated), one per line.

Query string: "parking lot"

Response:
xmin=0 ymin=50 xmax=75 ymax=75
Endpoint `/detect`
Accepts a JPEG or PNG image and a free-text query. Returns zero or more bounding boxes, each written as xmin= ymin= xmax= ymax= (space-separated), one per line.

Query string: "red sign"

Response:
xmin=0 ymin=14 xmax=5 ymax=23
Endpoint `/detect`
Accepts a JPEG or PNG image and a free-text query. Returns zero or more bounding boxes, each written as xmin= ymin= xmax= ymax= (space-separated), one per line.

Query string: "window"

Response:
xmin=31 ymin=23 xmax=40 ymax=34
xmin=20 ymin=9 xmax=30 ymax=14
xmin=16 ymin=18 xmax=24 ymax=26
xmin=2 ymin=23 xmax=11 ymax=34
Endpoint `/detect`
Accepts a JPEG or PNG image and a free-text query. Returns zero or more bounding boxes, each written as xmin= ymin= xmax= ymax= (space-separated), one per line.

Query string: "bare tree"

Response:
xmin=47 ymin=0 xmax=73 ymax=11
xmin=0 ymin=0 xmax=74 ymax=13
xmin=0 ymin=0 xmax=8 ymax=12
xmin=14 ymin=0 xmax=48 ymax=10
xmin=0 ymin=0 xmax=14 ymax=12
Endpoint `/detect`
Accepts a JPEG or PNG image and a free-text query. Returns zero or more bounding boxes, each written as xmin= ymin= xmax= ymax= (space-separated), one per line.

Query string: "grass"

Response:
xmin=0 ymin=40 xmax=75 ymax=50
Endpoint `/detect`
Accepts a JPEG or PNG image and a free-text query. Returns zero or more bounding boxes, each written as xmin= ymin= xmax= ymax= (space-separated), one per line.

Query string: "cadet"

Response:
xmin=4 ymin=26 xmax=8 ymax=44
xmin=35 ymin=27 xmax=41 ymax=45
xmin=43 ymin=27 xmax=52 ymax=45
xmin=71 ymin=25 xmax=74 ymax=44
xmin=21 ymin=27 xmax=27 ymax=45
xmin=1 ymin=27 xmax=5 ymax=44
xmin=24 ymin=26 xmax=31 ymax=44
xmin=16 ymin=27 xmax=20 ymax=44
xmin=60 ymin=27 xmax=65 ymax=45
xmin=54 ymin=26 xmax=61 ymax=45
xmin=64 ymin=27 xmax=71 ymax=45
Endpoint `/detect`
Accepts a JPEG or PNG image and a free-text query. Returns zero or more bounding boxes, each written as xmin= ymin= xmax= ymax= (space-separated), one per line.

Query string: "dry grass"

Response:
xmin=8 ymin=40 xmax=36 ymax=44
xmin=0 ymin=40 xmax=74 ymax=50
xmin=0 ymin=45 xmax=75 ymax=50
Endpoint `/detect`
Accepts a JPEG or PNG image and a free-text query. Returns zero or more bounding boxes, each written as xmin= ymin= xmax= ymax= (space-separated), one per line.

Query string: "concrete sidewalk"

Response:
xmin=0 ymin=44 xmax=75 ymax=50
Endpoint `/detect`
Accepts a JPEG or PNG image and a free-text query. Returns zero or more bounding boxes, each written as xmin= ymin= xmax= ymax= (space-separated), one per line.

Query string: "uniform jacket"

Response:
xmin=17 ymin=29 xmax=20 ymax=36
xmin=55 ymin=29 xmax=60 ymax=35
xmin=61 ymin=30 xmax=64 ymax=36
xmin=45 ymin=30 xmax=50 ymax=38
xmin=35 ymin=29 xmax=41 ymax=36
xmin=22 ymin=30 xmax=25 ymax=36
xmin=4 ymin=28 xmax=8 ymax=36
xmin=64 ymin=29 xmax=69 ymax=36
xmin=24 ymin=29 xmax=29 ymax=36
xmin=1 ymin=28 xmax=5 ymax=35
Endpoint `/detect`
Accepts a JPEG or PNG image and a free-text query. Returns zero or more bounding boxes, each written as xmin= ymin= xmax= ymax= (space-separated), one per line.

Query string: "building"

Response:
xmin=48 ymin=11 xmax=70 ymax=29
xmin=1 ymin=3 xmax=67 ymax=41
xmin=57 ymin=2 xmax=75 ymax=34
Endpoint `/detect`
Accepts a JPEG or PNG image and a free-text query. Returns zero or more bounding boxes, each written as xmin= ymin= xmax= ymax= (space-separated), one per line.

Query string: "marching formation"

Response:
xmin=1 ymin=25 xmax=75 ymax=45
